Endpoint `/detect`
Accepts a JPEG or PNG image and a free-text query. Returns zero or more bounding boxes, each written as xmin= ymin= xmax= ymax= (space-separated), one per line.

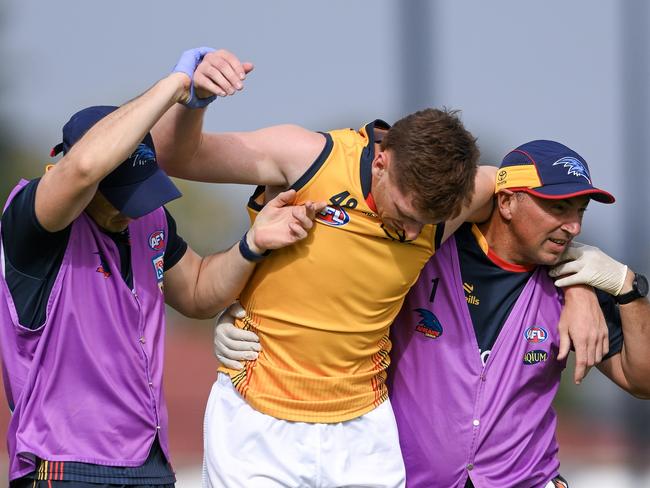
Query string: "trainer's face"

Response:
xmin=85 ymin=191 xmax=132 ymax=233
xmin=371 ymin=150 xmax=430 ymax=241
xmin=507 ymin=192 xmax=588 ymax=266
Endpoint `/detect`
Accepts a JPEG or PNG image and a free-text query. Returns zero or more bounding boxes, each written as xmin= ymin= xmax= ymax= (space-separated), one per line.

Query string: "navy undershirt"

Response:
xmin=1 ymin=178 xmax=187 ymax=484
xmin=454 ymin=222 xmax=623 ymax=366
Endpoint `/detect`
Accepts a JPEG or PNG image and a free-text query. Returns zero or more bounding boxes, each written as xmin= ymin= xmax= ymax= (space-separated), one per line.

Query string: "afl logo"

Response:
xmin=149 ymin=230 xmax=165 ymax=251
xmin=316 ymin=206 xmax=350 ymax=227
xmin=524 ymin=326 xmax=548 ymax=344
xmin=523 ymin=349 xmax=548 ymax=365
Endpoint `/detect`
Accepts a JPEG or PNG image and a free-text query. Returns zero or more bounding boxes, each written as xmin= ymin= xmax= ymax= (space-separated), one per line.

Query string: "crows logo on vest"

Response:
xmin=94 ymin=251 xmax=111 ymax=278
xmin=149 ymin=230 xmax=165 ymax=251
xmin=316 ymin=205 xmax=350 ymax=227
xmin=524 ymin=326 xmax=548 ymax=344
xmin=523 ymin=349 xmax=548 ymax=365
xmin=414 ymin=308 xmax=443 ymax=339
xmin=152 ymin=254 xmax=164 ymax=292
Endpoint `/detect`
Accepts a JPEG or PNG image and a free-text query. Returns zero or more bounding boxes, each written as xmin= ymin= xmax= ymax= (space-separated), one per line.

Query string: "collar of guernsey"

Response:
xmin=359 ymin=119 xmax=391 ymax=212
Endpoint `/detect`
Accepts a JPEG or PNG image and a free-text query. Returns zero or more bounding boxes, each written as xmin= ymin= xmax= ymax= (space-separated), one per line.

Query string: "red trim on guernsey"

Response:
xmin=365 ymin=193 xmax=377 ymax=213
xmin=486 ymin=248 xmax=535 ymax=273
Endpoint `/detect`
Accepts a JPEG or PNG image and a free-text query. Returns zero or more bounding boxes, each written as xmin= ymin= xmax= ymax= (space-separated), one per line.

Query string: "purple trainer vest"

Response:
xmin=0 ymin=180 xmax=170 ymax=481
xmin=388 ymin=234 xmax=565 ymax=488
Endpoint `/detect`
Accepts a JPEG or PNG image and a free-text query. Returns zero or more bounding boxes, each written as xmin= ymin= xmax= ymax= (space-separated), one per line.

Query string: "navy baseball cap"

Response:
xmin=51 ymin=105 xmax=182 ymax=218
xmin=494 ymin=140 xmax=615 ymax=204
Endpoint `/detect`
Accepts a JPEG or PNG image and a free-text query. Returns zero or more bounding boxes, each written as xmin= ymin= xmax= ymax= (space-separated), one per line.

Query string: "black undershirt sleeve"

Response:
xmin=1 ymin=179 xmax=70 ymax=329
xmin=1 ymin=181 xmax=187 ymax=330
xmin=597 ymin=289 xmax=624 ymax=360
xmin=1 ymin=178 xmax=71 ymax=279
xmin=162 ymin=207 xmax=187 ymax=271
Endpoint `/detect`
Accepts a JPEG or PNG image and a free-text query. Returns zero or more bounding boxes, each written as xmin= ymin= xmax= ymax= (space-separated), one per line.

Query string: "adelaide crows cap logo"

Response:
xmin=414 ymin=308 xmax=443 ymax=339
xmin=552 ymin=156 xmax=591 ymax=184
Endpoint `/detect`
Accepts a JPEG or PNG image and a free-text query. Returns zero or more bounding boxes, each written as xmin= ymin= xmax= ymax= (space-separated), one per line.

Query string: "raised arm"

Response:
xmin=152 ymin=49 xmax=326 ymax=188
xmin=36 ymin=73 xmax=190 ymax=232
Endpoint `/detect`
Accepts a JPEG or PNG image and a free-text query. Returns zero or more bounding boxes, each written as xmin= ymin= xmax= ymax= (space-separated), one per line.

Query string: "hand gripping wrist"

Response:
xmin=172 ymin=47 xmax=217 ymax=109
xmin=238 ymin=231 xmax=271 ymax=262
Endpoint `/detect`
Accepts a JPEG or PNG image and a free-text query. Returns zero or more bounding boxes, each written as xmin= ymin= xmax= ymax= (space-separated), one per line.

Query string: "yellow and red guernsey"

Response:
xmin=218 ymin=121 xmax=441 ymax=423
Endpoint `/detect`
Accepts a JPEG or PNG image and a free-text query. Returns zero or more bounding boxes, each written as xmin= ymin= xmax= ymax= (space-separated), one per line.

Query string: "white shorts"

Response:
xmin=202 ymin=373 xmax=406 ymax=488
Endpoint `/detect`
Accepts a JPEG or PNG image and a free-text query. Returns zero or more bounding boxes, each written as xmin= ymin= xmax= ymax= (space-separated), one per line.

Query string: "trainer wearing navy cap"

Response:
xmin=0 ymin=48 xmax=324 ymax=487
xmin=387 ymin=139 xmax=650 ymax=487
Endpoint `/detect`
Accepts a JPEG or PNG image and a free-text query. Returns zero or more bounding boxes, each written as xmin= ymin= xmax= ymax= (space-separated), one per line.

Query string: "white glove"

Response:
xmin=549 ymin=242 xmax=628 ymax=296
xmin=214 ymin=301 xmax=261 ymax=370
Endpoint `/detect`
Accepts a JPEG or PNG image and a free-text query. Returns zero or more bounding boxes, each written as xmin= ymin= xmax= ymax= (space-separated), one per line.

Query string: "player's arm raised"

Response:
xmin=152 ymin=49 xmax=326 ymax=189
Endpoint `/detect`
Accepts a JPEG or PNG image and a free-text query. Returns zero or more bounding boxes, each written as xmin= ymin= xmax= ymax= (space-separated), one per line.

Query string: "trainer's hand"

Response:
xmin=214 ymin=302 xmax=261 ymax=370
xmin=557 ymin=285 xmax=609 ymax=384
xmin=550 ymin=242 xmax=628 ymax=296
xmin=247 ymin=190 xmax=327 ymax=254
xmin=173 ymin=47 xmax=218 ymax=109
xmin=193 ymin=49 xmax=254 ymax=99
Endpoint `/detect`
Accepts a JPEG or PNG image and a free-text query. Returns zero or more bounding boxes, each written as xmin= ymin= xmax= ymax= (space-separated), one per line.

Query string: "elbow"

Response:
xmin=181 ymin=297 xmax=225 ymax=320
xmin=628 ymin=386 xmax=650 ymax=400
xmin=61 ymin=153 xmax=103 ymax=190
xmin=186 ymin=307 xmax=220 ymax=321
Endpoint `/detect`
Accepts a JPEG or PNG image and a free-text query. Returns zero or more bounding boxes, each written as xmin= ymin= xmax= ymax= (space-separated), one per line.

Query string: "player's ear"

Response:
xmin=372 ymin=150 xmax=390 ymax=177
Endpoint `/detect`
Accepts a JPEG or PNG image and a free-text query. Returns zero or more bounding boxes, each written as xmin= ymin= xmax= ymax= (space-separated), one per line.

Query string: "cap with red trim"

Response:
xmin=495 ymin=140 xmax=615 ymax=204
xmin=51 ymin=105 xmax=181 ymax=218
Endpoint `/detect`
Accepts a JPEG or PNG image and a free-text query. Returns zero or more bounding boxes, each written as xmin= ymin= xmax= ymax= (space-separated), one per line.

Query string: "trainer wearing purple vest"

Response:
xmin=0 ymin=49 xmax=324 ymax=487
xmin=388 ymin=140 xmax=650 ymax=487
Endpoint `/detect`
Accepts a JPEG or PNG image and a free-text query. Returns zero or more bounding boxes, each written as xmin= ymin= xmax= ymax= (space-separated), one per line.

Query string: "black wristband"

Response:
xmin=238 ymin=232 xmax=271 ymax=262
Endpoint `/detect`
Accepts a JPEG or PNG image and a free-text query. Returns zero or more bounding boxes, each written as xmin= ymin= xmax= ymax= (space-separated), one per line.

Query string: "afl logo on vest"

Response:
xmin=149 ymin=230 xmax=165 ymax=251
xmin=316 ymin=206 xmax=350 ymax=227
xmin=523 ymin=350 xmax=548 ymax=365
xmin=524 ymin=326 xmax=548 ymax=344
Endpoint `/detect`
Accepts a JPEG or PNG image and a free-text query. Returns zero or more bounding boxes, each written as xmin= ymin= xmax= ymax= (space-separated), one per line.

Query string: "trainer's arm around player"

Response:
xmin=551 ymin=243 xmax=650 ymax=398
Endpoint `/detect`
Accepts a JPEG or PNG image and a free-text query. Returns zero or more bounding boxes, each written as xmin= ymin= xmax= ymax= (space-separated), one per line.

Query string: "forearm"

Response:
xmin=192 ymin=241 xmax=257 ymax=319
xmin=36 ymin=73 xmax=189 ymax=231
xmin=61 ymin=74 xmax=187 ymax=185
xmin=152 ymin=103 xmax=207 ymax=179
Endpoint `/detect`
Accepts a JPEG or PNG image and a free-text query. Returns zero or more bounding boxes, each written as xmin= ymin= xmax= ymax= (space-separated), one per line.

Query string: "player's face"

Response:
xmin=85 ymin=191 xmax=132 ymax=233
xmin=509 ymin=193 xmax=589 ymax=266
xmin=372 ymin=154 xmax=431 ymax=241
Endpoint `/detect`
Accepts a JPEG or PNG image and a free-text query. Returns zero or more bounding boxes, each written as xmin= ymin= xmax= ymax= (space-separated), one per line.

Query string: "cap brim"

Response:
xmin=101 ymin=168 xmax=182 ymax=218
xmin=522 ymin=185 xmax=615 ymax=204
